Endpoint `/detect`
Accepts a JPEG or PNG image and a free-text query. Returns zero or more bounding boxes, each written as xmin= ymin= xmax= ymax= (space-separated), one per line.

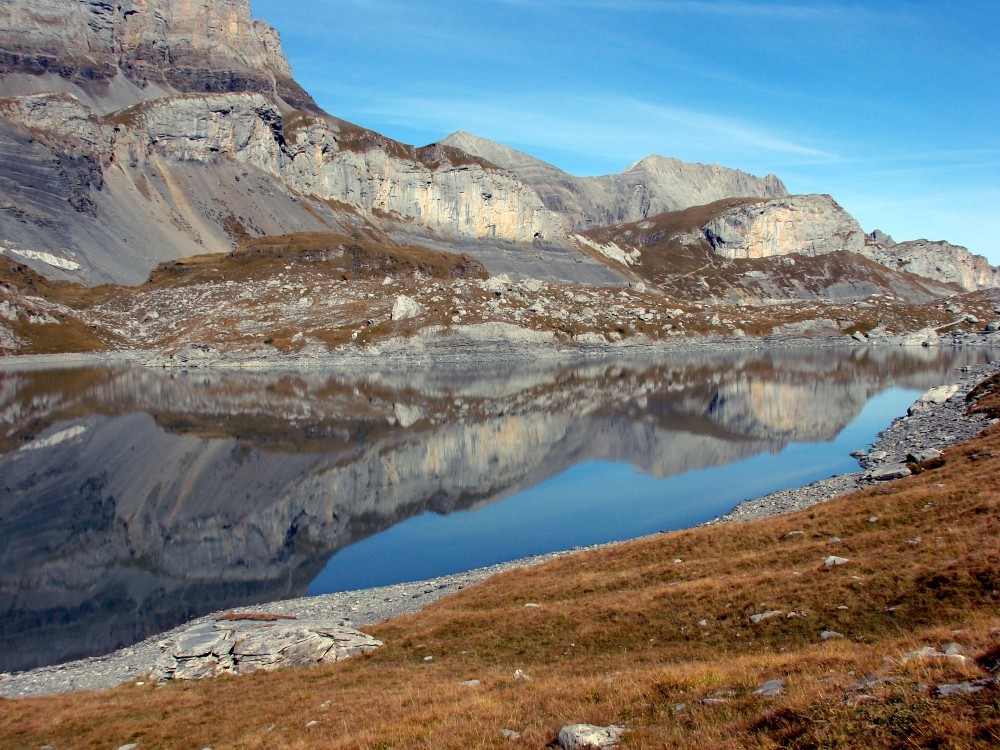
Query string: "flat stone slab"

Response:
xmin=152 ymin=616 xmax=383 ymax=681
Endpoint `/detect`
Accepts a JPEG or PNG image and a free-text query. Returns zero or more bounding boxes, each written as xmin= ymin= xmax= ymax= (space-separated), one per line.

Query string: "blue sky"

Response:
xmin=251 ymin=0 xmax=1000 ymax=262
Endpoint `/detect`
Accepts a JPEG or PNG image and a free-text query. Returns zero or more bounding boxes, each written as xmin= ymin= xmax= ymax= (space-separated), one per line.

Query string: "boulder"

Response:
xmin=867 ymin=463 xmax=912 ymax=481
xmin=907 ymin=384 xmax=960 ymax=414
xmin=391 ymin=295 xmax=425 ymax=321
xmin=557 ymin=724 xmax=626 ymax=750
xmin=754 ymin=679 xmax=786 ymax=697
xmin=152 ymin=617 xmax=382 ymax=682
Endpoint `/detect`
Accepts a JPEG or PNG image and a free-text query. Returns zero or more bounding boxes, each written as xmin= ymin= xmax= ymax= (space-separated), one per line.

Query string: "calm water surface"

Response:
xmin=0 ymin=347 xmax=995 ymax=671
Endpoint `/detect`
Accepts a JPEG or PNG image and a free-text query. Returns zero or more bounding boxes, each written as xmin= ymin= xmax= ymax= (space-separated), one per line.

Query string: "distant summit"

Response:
xmin=441 ymin=131 xmax=787 ymax=230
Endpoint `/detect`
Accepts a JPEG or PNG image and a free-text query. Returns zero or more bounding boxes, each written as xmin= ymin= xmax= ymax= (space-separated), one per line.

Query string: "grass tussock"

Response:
xmin=2 ymin=399 xmax=999 ymax=748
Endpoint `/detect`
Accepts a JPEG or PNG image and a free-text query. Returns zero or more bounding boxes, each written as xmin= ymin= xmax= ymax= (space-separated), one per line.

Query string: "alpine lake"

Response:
xmin=1 ymin=345 xmax=996 ymax=672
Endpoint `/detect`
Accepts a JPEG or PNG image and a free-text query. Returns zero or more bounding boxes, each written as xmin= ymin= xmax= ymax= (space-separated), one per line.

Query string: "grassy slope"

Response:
xmin=1 ymin=384 xmax=999 ymax=749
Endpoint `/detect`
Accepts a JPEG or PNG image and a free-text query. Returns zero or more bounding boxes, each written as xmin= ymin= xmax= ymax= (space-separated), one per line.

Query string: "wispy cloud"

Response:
xmin=327 ymin=86 xmax=835 ymax=173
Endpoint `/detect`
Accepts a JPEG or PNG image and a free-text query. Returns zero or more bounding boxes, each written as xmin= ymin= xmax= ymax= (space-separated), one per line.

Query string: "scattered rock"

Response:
xmin=750 ymin=610 xmax=783 ymax=624
xmin=824 ymin=556 xmax=850 ymax=567
xmin=521 ymin=279 xmax=543 ymax=294
xmin=390 ymin=295 xmax=424 ymax=321
xmin=513 ymin=669 xmax=531 ymax=681
xmin=868 ymin=463 xmax=912 ymax=481
xmin=500 ymin=728 xmax=523 ymax=740
xmin=484 ymin=274 xmax=512 ymax=295
xmin=901 ymin=646 xmax=973 ymax=666
xmin=821 ymin=630 xmax=845 ymax=640
xmin=934 ymin=678 xmax=997 ymax=698
xmin=557 ymin=724 xmax=625 ymax=750
xmin=754 ymin=679 xmax=786 ymax=697
xmin=908 ymin=384 xmax=960 ymax=415
xmin=459 ymin=679 xmax=480 ymax=687
xmin=908 ymin=448 xmax=943 ymax=464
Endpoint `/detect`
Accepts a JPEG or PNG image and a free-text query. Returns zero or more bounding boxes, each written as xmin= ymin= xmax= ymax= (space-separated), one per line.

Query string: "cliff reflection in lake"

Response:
xmin=0 ymin=347 xmax=994 ymax=671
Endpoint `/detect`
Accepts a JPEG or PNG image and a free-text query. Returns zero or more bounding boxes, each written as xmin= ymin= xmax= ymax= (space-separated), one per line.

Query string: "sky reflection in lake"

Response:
xmin=310 ymin=386 xmax=917 ymax=592
xmin=1 ymin=348 xmax=993 ymax=671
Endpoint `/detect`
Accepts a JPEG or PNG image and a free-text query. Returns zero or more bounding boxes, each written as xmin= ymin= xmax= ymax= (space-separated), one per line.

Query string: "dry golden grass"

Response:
xmin=2 ymin=388 xmax=999 ymax=748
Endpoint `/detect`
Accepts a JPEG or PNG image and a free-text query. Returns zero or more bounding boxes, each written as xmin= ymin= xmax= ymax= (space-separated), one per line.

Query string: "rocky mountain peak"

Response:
xmin=442 ymin=131 xmax=789 ymax=232
xmin=0 ymin=0 xmax=316 ymax=112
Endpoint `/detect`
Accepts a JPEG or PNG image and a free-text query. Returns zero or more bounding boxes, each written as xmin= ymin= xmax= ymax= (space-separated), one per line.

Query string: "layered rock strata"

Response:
xmin=703 ymin=194 xmax=865 ymax=260
xmin=441 ymin=130 xmax=788 ymax=231
xmin=0 ymin=0 xmax=315 ymax=111
xmin=862 ymin=235 xmax=1000 ymax=292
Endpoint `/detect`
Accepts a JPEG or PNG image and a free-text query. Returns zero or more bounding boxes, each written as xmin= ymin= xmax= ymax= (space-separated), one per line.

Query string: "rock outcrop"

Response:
xmin=703 ymin=194 xmax=865 ymax=260
xmin=862 ymin=234 xmax=1000 ymax=292
xmin=441 ymin=130 xmax=788 ymax=231
xmin=0 ymin=90 xmax=565 ymax=283
xmin=0 ymin=0 xmax=314 ymax=112
xmin=151 ymin=616 xmax=382 ymax=681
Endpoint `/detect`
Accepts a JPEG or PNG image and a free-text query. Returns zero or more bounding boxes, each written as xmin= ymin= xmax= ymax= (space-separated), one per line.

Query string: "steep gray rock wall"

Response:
xmin=440 ymin=131 xmax=788 ymax=230
xmin=0 ymin=0 xmax=314 ymax=111
xmin=861 ymin=237 xmax=999 ymax=292
xmin=703 ymin=194 xmax=865 ymax=260
xmin=0 ymin=92 xmax=566 ymax=283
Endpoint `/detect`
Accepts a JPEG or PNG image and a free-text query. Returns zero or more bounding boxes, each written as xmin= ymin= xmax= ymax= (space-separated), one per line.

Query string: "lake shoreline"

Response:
xmin=1 ymin=357 xmax=997 ymax=699
xmin=4 ymin=326 xmax=1000 ymax=372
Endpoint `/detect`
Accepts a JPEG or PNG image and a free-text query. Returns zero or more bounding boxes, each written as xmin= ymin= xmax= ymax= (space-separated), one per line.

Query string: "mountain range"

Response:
xmin=0 ymin=0 xmax=997 ymax=356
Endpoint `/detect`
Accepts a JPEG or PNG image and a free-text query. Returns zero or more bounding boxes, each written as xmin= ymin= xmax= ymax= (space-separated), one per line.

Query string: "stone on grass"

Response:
xmin=390 ymin=295 xmax=424 ymax=321
xmin=934 ymin=679 xmax=997 ymax=698
xmin=557 ymin=724 xmax=626 ymax=750
xmin=754 ymin=679 xmax=786 ymax=697
xmin=824 ymin=556 xmax=850 ymax=567
xmin=750 ymin=610 xmax=783 ymax=624
xmin=868 ymin=463 xmax=912 ymax=481
xmin=821 ymin=630 xmax=845 ymax=640
xmin=153 ymin=618 xmax=382 ymax=682
xmin=908 ymin=448 xmax=943 ymax=464
xmin=902 ymin=646 xmax=973 ymax=666
xmin=484 ymin=274 xmax=512 ymax=295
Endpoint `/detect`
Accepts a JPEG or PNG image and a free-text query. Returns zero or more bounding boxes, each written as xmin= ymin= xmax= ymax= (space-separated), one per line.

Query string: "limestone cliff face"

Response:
xmin=703 ymin=194 xmax=865 ymax=260
xmin=0 ymin=90 xmax=565 ymax=283
xmin=861 ymin=236 xmax=1000 ymax=292
xmin=0 ymin=0 xmax=314 ymax=111
xmin=441 ymin=131 xmax=788 ymax=231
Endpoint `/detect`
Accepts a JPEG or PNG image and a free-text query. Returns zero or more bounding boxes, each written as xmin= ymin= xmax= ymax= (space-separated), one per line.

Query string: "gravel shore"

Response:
xmin=1 ymin=358 xmax=996 ymax=699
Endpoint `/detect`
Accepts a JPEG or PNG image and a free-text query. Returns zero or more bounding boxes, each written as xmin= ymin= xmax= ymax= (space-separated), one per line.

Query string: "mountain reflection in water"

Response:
xmin=0 ymin=347 xmax=995 ymax=672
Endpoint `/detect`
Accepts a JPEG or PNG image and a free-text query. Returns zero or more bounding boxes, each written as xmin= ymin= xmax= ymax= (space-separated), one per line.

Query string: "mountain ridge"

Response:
xmin=0 ymin=0 xmax=997 ymax=319
xmin=440 ymin=130 xmax=788 ymax=232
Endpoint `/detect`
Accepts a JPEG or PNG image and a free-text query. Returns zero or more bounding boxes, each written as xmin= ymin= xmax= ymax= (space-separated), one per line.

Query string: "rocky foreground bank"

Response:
xmin=1 ymin=359 xmax=997 ymax=699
